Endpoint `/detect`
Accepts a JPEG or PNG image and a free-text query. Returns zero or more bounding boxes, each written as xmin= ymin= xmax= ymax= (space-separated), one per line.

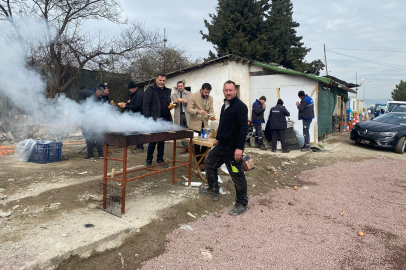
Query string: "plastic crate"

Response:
xmin=48 ymin=142 xmax=63 ymax=163
xmin=28 ymin=142 xmax=49 ymax=164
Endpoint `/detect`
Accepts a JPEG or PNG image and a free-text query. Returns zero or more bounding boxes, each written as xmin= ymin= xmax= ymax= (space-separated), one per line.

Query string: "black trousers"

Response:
xmin=302 ymin=118 xmax=312 ymax=148
xmin=82 ymin=128 xmax=103 ymax=157
xmin=180 ymin=113 xmax=188 ymax=147
xmin=271 ymin=129 xmax=286 ymax=150
xmin=205 ymin=144 xmax=248 ymax=206
xmin=147 ymin=141 xmax=165 ymax=161
xmin=254 ymin=123 xmax=264 ymax=145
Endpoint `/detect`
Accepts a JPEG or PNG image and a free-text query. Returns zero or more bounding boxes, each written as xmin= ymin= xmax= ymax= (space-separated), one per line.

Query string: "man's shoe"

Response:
xmin=199 ymin=186 xmax=219 ymax=201
xmin=271 ymin=149 xmax=276 ymax=153
xmin=229 ymin=202 xmax=247 ymax=216
xmin=155 ymin=160 xmax=169 ymax=168
xmin=83 ymin=155 xmax=94 ymax=160
xmin=145 ymin=160 xmax=152 ymax=167
xmin=99 ymin=156 xmax=104 ymax=159
xmin=260 ymin=144 xmax=267 ymax=150
xmin=282 ymin=149 xmax=290 ymax=153
xmin=132 ymin=148 xmax=144 ymax=154
xmin=301 ymin=147 xmax=310 ymax=152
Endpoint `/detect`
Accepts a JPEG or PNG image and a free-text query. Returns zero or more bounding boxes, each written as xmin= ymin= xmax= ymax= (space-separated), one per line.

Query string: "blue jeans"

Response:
xmin=302 ymin=118 xmax=313 ymax=148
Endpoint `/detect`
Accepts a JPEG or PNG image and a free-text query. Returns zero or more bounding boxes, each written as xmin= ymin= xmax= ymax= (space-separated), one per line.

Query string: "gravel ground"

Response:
xmin=140 ymin=159 xmax=406 ymax=270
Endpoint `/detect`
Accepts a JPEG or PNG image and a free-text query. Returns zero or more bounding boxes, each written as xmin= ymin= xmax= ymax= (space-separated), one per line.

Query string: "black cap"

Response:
xmin=298 ymin=90 xmax=305 ymax=97
xmin=277 ymin=99 xmax=284 ymax=105
xmin=99 ymin=84 xmax=106 ymax=89
xmin=128 ymin=81 xmax=138 ymax=89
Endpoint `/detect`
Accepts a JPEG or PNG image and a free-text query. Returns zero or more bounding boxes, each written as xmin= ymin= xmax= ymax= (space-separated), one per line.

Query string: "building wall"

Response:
xmin=249 ymin=73 xmax=319 ymax=143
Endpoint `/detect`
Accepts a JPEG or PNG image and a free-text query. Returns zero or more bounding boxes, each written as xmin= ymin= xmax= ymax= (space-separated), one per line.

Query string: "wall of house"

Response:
xmin=249 ymin=73 xmax=319 ymax=143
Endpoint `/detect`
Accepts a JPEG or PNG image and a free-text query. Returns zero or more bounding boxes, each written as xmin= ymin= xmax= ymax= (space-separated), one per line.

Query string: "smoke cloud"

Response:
xmin=0 ymin=17 xmax=180 ymax=138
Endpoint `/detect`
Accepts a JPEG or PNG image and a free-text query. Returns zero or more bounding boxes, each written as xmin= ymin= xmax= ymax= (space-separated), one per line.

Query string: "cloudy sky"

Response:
xmin=90 ymin=0 xmax=406 ymax=101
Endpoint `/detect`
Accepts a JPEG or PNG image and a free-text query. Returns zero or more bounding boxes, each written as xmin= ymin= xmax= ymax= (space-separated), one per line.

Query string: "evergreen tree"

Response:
xmin=201 ymin=0 xmax=324 ymax=75
xmin=391 ymin=80 xmax=406 ymax=101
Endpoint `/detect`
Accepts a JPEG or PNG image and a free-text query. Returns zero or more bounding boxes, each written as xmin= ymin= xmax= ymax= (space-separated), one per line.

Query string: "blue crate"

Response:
xmin=28 ymin=142 xmax=49 ymax=164
xmin=48 ymin=142 xmax=62 ymax=163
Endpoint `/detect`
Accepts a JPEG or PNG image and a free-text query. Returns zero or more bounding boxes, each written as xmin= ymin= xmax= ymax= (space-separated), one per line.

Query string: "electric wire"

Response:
xmin=328 ymin=48 xmax=406 ymax=53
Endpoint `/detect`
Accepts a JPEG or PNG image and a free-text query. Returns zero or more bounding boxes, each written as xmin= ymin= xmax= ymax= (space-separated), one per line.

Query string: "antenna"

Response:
xmin=324 ymin=44 xmax=328 ymax=76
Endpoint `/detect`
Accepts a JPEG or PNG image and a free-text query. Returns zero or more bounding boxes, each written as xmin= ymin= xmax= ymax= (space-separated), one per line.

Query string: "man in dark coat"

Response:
xmin=142 ymin=74 xmax=173 ymax=168
xmin=296 ymin=90 xmax=315 ymax=151
xmin=78 ymin=87 xmax=104 ymax=159
xmin=269 ymin=99 xmax=291 ymax=153
xmin=120 ymin=81 xmax=144 ymax=153
xmin=202 ymin=80 xmax=249 ymax=216
xmin=251 ymin=96 xmax=267 ymax=150
xmin=99 ymin=84 xmax=110 ymax=103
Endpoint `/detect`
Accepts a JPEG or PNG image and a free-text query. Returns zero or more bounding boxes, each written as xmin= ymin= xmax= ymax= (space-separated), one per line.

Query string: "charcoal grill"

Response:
xmin=102 ymin=129 xmax=194 ymax=214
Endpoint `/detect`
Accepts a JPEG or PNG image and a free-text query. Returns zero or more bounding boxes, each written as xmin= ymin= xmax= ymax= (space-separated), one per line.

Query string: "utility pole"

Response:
xmin=163 ymin=28 xmax=167 ymax=74
xmin=324 ymin=44 xmax=328 ymax=76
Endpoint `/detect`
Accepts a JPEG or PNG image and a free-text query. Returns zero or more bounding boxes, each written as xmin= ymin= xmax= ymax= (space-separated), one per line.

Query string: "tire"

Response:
xmin=395 ymin=137 xmax=406 ymax=154
xmin=285 ymin=132 xmax=297 ymax=139
xmin=287 ymin=143 xmax=299 ymax=150
xmin=286 ymin=137 xmax=298 ymax=145
xmin=286 ymin=127 xmax=295 ymax=134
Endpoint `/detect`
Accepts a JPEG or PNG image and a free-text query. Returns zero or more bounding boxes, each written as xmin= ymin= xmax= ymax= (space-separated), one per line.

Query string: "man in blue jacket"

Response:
xmin=142 ymin=74 xmax=173 ymax=168
xmin=269 ymin=99 xmax=290 ymax=153
xmin=296 ymin=91 xmax=315 ymax=151
xmin=119 ymin=81 xmax=144 ymax=153
xmin=251 ymin=96 xmax=267 ymax=150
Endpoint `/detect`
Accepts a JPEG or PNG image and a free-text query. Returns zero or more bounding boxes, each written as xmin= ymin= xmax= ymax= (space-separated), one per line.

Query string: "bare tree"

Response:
xmin=0 ymin=0 xmax=160 ymax=97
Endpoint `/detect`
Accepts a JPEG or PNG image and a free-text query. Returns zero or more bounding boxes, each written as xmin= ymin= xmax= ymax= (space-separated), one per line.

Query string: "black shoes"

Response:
xmin=282 ymin=149 xmax=290 ymax=153
xmin=301 ymin=147 xmax=310 ymax=152
xmin=260 ymin=144 xmax=267 ymax=150
xmin=155 ymin=160 xmax=169 ymax=168
xmin=271 ymin=149 xmax=276 ymax=153
xmin=145 ymin=160 xmax=152 ymax=167
xmin=199 ymin=186 xmax=219 ymax=201
xmin=229 ymin=202 xmax=247 ymax=216
xmin=83 ymin=155 xmax=94 ymax=160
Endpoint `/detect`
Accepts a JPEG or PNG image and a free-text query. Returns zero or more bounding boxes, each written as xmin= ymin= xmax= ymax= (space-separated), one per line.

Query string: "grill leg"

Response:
xmin=103 ymin=144 xmax=108 ymax=209
xmin=188 ymin=138 xmax=193 ymax=186
xmin=172 ymin=140 xmax=176 ymax=185
xmin=121 ymin=146 xmax=127 ymax=214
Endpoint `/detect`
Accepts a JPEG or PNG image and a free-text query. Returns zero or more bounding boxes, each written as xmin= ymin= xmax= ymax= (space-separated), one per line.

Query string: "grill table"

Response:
xmin=102 ymin=130 xmax=194 ymax=214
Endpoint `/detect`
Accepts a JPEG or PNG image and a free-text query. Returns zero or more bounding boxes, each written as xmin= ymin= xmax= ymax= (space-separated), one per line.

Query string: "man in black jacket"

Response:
xmin=201 ymin=80 xmax=249 ymax=216
xmin=142 ymin=74 xmax=173 ymax=168
xmin=251 ymin=96 xmax=267 ymax=150
xmin=269 ymin=99 xmax=291 ymax=153
xmin=78 ymin=87 xmax=104 ymax=159
xmin=296 ymin=90 xmax=315 ymax=151
xmin=120 ymin=81 xmax=144 ymax=153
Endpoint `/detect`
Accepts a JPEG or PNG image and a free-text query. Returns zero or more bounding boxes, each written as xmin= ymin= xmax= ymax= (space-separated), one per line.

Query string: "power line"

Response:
xmin=327 ymin=47 xmax=406 ymax=53
xmin=326 ymin=50 xmax=406 ymax=69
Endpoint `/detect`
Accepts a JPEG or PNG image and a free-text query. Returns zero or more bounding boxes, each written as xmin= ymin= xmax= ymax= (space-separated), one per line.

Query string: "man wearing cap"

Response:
xmin=120 ymin=81 xmax=144 ymax=153
xmin=251 ymin=96 xmax=267 ymax=150
xmin=269 ymin=99 xmax=290 ymax=153
xmin=171 ymin=81 xmax=190 ymax=153
xmin=296 ymin=91 xmax=314 ymax=151
xmin=143 ymin=74 xmax=173 ymax=168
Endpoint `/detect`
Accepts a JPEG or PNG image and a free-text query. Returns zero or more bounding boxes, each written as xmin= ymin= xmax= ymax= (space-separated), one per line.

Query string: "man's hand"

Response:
xmin=199 ymin=110 xmax=206 ymax=115
xmin=234 ymin=149 xmax=243 ymax=161
xmin=119 ymin=103 xmax=126 ymax=108
xmin=213 ymin=139 xmax=218 ymax=146
xmin=182 ymin=99 xmax=187 ymax=104
xmin=296 ymin=101 xmax=300 ymax=106
xmin=263 ymin=103 xmax=266 ymax=108
xmin=173 ymin=98 xmax=179 ymax=103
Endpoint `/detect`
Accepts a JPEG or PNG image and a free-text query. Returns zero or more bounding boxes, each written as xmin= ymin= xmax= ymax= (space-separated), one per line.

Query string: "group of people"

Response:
xmin=251 ymin=90 xmax=315 ymax=152
xmin=77 ymin=76 xmax=314 ymax=216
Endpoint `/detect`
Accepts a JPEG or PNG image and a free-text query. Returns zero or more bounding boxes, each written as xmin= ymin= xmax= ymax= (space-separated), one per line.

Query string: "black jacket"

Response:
xmin=269 ymin=104 xmax=290 ymax=129
xmin=251 ymin=99 xmax=265 ymax=123
xmin=125 ymin=90 xmax=143 ymax=114
xmin=142 ymin=84 xmax=173 ymax=122
xmin=78 ymin=89 xmax=98 ymax=103
xmin=217 ymin=97 xmax=248 ymax=150
xmin=297 ymin=95 xmax=315 ymax=120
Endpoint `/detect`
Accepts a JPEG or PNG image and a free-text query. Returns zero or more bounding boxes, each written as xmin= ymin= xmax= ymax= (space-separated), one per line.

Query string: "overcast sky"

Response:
xmin=90 ymin=0 xmax=406 ymax=100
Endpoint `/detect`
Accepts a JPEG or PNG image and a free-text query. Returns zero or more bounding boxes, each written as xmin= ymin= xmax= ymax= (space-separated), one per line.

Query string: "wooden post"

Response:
xmin=277 ymin=88 xmax=280 ymax=99
xmin=188 ymin=137 xmax=193 ymax=187
xmin=340 ymin=97 xmax=344 ymax=132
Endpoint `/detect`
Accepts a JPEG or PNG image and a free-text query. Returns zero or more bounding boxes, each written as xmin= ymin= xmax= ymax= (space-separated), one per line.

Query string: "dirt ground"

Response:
xmin=0 ymin=131 xmax=405 ymax=269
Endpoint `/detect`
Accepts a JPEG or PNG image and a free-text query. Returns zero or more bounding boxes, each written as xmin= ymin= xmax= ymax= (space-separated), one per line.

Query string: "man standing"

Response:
xmin=119 ymin=81 xmax=144 ymax=153
xmin=186 ymin=83 xmax=215 ymax=170
xmin=171 ymin=81 xmax=190 ymax=153
xmin=142 ymin=74 xmax=173 ymax=167
xmin=78 ymin=87 xmax=104 ymax=159
xmin=99 ymin=84 xmax=110 ymax=103
xmin=269 ymin=99 xmax=290 ymax=153
xmin=251 ymin=96 xmax=267 ymax=150
xmin=296 ymin=90 xmax=314 ymax=151
xmin=201 ymin=80 xmax=249 ymax=216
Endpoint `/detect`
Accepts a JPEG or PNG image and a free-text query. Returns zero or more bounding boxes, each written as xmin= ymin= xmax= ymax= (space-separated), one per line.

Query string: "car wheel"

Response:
xmin=395 ymin=137 xmax=406 ymax=154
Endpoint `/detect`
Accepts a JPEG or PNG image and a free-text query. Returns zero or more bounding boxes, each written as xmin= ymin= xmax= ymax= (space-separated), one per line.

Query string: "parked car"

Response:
xmin=374 ymin=103 xmax=386 ymax=118
xmin=391 ymin=104 xmax=406 ymax=113
xmin=350 ymin=112 xmax=406 ymax=154
xmin=385 ymin=100 xmax=406 ymax=112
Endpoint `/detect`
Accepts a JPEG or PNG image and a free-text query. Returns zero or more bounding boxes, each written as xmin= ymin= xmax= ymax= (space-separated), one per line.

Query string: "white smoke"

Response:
xmin=0 ymin=17 xmax=180 ymax=138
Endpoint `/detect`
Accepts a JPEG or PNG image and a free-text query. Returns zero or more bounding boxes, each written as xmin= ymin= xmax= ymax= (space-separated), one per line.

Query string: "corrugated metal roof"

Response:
xmin=253 ymin=62 xmax=332 ymax=85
